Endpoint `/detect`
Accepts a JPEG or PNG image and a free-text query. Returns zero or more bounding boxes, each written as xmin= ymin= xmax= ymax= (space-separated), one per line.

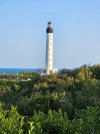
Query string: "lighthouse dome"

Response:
xmin=46 ymin=21 xmax=53 ymax=33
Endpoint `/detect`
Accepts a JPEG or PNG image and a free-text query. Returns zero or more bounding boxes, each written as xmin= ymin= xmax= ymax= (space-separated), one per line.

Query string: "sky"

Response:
xmin=0 ymin=0 xmax=100 ymax=69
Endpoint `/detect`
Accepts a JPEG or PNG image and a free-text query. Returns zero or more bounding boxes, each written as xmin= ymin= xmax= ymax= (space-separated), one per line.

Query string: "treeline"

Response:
xmin=0 ymin=64 xmax=100 ymax=133
xmin=0 ymin=72 xmax=35 ymax=81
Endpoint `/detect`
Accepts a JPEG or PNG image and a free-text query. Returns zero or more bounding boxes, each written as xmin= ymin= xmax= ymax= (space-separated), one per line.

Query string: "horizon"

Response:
xmin=0 ymin=63 xmax=99 ymax=70
xmin=0 ymin=0 xmax=100 ymax=69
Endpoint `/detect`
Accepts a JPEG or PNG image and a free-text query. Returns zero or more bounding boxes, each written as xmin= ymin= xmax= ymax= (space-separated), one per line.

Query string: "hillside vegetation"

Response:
xmin=0 ymin=64 xmax=100 ymax=134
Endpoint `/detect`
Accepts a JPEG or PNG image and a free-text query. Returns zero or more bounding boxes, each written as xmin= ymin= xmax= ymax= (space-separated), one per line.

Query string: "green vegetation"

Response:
xmin=0 ymin=64 xmax=100 ymax=133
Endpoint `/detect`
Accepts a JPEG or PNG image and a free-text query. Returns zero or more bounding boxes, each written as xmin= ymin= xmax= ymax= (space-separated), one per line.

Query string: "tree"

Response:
xmin=76 ymin=65 xmax=92 ymax=81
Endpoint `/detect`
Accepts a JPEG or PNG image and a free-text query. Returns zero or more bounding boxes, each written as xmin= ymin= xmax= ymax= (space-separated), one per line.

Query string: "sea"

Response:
xmin=0 ymin=68 xmax=41 ymax=74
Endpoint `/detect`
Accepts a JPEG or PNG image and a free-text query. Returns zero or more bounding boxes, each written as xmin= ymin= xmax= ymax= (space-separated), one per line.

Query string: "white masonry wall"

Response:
xmin=45 ymin=33 xmax=53 ymax=69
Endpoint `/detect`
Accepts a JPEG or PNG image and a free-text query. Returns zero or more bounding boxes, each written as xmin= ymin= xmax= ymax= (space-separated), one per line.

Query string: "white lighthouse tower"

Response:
xmin=41 ymin=21 xmax=57 ymax=75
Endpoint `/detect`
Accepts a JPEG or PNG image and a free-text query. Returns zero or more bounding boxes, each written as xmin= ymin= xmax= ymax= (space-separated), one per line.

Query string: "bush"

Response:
xmin=0 ymin=103 xmax=24 ymax=134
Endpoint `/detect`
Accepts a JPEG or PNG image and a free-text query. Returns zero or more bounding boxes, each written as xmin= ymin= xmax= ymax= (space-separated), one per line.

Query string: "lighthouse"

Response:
xmin=41 ymin=21 xmax=57 ymax=75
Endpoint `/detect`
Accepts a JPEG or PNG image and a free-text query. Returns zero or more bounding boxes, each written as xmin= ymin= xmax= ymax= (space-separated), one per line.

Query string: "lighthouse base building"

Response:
xmin=41 ymin=21 xmax=58 ymax=75
xmin=41 ymin=68 xmax=58 ymax=75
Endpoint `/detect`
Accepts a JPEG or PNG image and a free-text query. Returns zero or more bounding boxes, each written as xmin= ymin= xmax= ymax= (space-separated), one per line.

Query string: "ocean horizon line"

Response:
xmin=0 ymin=68 xmax=42 ymax=74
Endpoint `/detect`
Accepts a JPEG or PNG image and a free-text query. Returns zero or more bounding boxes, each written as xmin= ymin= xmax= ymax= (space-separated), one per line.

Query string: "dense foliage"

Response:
xmin=0 ymin=64 xmax=100 ymax=133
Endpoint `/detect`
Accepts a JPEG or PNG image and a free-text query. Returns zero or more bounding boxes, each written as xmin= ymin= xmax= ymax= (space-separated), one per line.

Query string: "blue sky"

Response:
xmin=0 ymin=0 xmax=100 ymax=69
